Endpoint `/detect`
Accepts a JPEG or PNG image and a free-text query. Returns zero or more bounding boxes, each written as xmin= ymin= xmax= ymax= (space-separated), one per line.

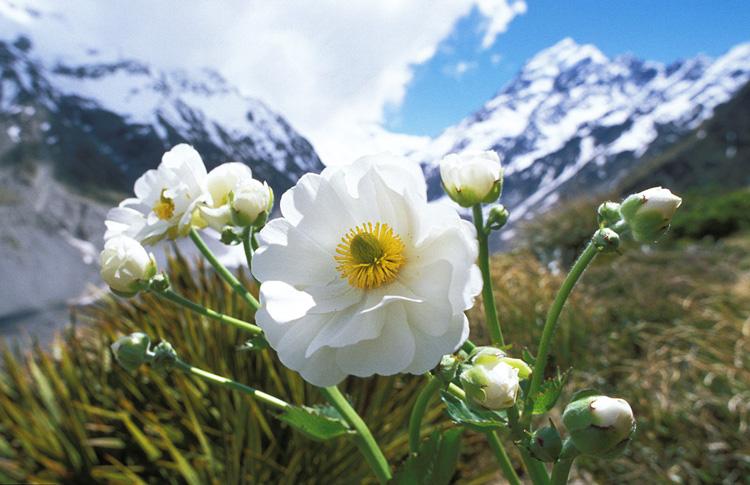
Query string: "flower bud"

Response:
xmin=597 ymin=201 xmax=621 ymax=228
xmin=468 ymin=346 xmax=532 ymax=379
xmin=592 ymin=227 xmax=620 ymax=253
xmin=460 ymin=350 xmax=520 ymax=410
xmin=111 ymin=332 xmax=152 ymax=372
xmin=231 ymin=179 xmax=274 ymax=227
xmin=99 ymin=236 xmax=157 ymax=297
xmin=529 ymin=425 xmax=563 ymax=463
xmin=439 ymin=151 xmax=503 ymax=207
xmin=562 ymin=393 xmax=636 ymax=457
xmin=619 ymin=187 xmax=682 ymax=242
xmin=150 ymin=341 xmax=179 ymax=374
xmin=487 ymin=205 xmax=510 ymax=231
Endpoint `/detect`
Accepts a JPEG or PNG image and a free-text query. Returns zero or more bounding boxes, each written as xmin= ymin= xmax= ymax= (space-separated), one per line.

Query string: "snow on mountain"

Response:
xmin=413 ymin=38 xmax=750 ymax=232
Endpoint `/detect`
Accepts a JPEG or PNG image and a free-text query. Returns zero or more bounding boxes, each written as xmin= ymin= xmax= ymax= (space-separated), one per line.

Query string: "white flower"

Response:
xmin=231 ymin=179 xmax=273 ymax=227
xmin=105 ymin=144 xmax=209 ymax=245
xmin=590 ymin=396 xmax=634 ymax=428
xmin=252 ymin=153 xmax=482 ymax=386
xmin=99 ymin=236 xmax=156 ymax=296
xmin=619 ymin=186 xmax=682 ymax=242
xmin=439 ymin=151 xmax=503 ymax=207
xmin=461 ymin=360 xmax=520 ymax=410
xmin=200 ymin=162 xmax=255 ymax=230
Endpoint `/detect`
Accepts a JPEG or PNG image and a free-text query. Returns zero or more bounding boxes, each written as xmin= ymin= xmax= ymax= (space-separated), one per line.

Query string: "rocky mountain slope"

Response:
xmin=412 ymin=38 xmax=750 ymax=238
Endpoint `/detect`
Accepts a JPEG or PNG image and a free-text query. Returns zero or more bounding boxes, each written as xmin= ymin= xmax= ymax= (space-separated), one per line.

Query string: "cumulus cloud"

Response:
xmin=1 ymin=0 xmax=525 ymax=163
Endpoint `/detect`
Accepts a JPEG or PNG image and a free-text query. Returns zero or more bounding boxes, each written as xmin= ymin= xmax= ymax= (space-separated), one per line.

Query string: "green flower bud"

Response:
xmin=148 ymin=273 xmax=171 ymax=293
xmin=619 ymin=187 xmax=682 ymax=243
xmin=437 ymin=354 xmax=460 ymax=383
xmin=486 ymin=204 xmax=510 ymax=231
xmin=563 ymin=393 xmax=636 ymax=457
xmin=592 ymin=227 xmax=620 ymax=253
xmin=597 ymin=201 xmax=621 ymax=228
xmin=150 ymin=341 xmax=179 ymax=374
xmin=220 ymin=226 xmax=242 ymax=245
xmin=529 ymin=425 xmax=563 ymax=462
xmin=440 ymin=151 xmax=503 ymax=207
xmin=111 ymin=333 xmax=152 ymax=372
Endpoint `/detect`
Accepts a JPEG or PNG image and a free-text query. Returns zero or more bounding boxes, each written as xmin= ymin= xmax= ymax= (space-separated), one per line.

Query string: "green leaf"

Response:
xmin=532 ymin=369 xmax=570 ymax=415
xmin=237 ymin=335 xmax=270 ymax=352
xmin=522 ymin=348 xmax=536 ymax=367
xmin=393 ymin=428 xmax=463 ymax=485
xmin=440 ymin=390 xmax=507 ymax=432
xmin=277 ymin=405 xmax=350 ymax=441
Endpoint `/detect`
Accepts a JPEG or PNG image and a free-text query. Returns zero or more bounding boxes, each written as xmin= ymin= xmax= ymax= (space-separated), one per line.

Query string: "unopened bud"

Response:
xmin=440 ymin=151 xmax=503 ymax=207
xmin=99 ymin=236 xmax=157 ymax=297
xmin=111 ymin=333 xmax=152 ymax=372
xmin=592 ymin=228 xmax=620 ymax=253
xmin=231 ymin=180 xmax=274 ymax=227
xmin=487 ymin=205 xmax=510 ymax=231
xmin=150 ymin=341 xmax=179 ymax=374
xmin=597 ymin=201 xmax=621 ymax=228
xmin=529 ymin=425 xmax=563 ymax=463
xmin=619 ymin=187 xmax=682 ymax=243
xmin=562 ymin=393 xmax=636 ymax=458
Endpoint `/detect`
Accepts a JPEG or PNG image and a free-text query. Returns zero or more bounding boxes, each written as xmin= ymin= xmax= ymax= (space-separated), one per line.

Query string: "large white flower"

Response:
xmin=252 ymin=153 xmax=482 ymax=386
xmin=105 ymin=144 xmax=209 ymax=245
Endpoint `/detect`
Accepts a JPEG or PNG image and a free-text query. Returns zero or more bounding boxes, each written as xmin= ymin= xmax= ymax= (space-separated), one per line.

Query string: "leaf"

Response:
xmin=277 ymin=405 xmax=351 ymax=441
xmin=393 ymin=428 xmax=463 ymax=485
xmin=532 ymin=369 xmax=570 ymax=415
xmin=522 ymin=348 xmax=536 ymax=367
xmin=440 ymin=390 xmax=506 ymax=432
xmin=237 ymin=335 xmax=270 ymax=352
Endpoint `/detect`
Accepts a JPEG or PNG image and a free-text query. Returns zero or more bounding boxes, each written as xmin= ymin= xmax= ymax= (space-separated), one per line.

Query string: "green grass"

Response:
xmin=0 ymin=232 xmax=748 ymax=483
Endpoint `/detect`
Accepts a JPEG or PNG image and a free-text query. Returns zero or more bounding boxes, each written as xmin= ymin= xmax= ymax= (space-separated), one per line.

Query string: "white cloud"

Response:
xmin=1 ymin=0 xmax=525 ymax=164
xmin=443 ymin=60 xmax=479 ymax=79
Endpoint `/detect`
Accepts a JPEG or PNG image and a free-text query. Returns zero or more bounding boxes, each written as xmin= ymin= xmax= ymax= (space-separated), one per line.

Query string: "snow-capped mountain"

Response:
xmin=0 ymin=33 xmax=322 ymax=199
xmin=414 ymin=38 xmax=750 ymax=231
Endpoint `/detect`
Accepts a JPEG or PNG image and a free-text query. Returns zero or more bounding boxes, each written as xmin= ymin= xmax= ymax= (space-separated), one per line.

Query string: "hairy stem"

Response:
xmin=174 ymin=359 xmax=288 ymax=410
xmin=156 ymin=288 xmax=262 ymax=335
xmin=521 ymin=240 xmax=598 ymax=429
xmin=189 ymin=228 xmax=260 ymax=310
xmin=320 ymin=386 xmax=392 ymax=483
xmin=472 ymin=205 xmax=505 ymax=347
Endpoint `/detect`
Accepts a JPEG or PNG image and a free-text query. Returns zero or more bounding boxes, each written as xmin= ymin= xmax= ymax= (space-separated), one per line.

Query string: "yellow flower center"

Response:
xmin=153 ymin=189 xmax=175 ymax=220
xmin=335 ymin=222 xmax=406 ymax=289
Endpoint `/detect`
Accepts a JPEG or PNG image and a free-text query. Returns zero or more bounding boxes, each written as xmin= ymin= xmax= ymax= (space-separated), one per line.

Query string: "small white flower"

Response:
xmin=619 ymin=186 xmax=682 ymax=242
xmin=99 ymin=236 xmax=156 ymax=296
xmin=439 ymin=151 xmax=503 ymax=207
xmin=590 ymin=396 xmax=633 ymax=428
xmin=231 ymin=179 xmax=273 ymax=227
xmin=105 ymin=144 xmax=209 ymax=245
xmin=252 ymin=153 xmax=482 ymax=386
xmin=461 ymin=360 xmax=520 ymax=410
xmin=200 ymin=162 xmax=254 ymax=230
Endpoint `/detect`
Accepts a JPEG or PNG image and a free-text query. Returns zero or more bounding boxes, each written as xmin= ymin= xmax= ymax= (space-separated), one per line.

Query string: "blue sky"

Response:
xmin=387 ymin=0 xmax=750 ymax=136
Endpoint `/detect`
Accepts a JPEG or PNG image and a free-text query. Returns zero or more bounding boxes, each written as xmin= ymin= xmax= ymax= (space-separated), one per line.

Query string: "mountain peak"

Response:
xmin=523 ymin=37 xmax=608 ymax=76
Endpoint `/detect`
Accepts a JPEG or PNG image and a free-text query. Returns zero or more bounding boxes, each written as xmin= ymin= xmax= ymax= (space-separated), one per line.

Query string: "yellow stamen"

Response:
xmin=153 ymin=189 xmax=175 ymax=220
xmin=335 ymin=222 xmax=406 ymax=289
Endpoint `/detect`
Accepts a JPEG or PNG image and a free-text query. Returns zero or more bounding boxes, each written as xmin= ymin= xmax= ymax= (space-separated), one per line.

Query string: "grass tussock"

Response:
xmin=0 ymin=233 xmax=748 ymax=483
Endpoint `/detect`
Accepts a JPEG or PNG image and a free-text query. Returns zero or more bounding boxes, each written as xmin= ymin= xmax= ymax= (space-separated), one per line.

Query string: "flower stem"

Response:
xmin=521 ymin=240 xmax=598 ymax=429
xmin=156 ymin=288 xmax=263 ymax=335
xmin=485 ymin=431 xmax=522 ymax=485
xmin=472 ymin=205 xmax=505 ymax=347
xmin=174 ymin=359 xmax=289 ymax=410
xmin=189 ymin=228 xmax=260 ymax=310
xmin=242 ymin=226 xmax=254 ymax=272
xmin=550 ymin=440 xmax=579 ymax=485
xmin=508 ymin=406 xmax=550 ymax=484
xmin=409 ymin=374 xmax=442 ymax=453
xmin=320 ymin=386 xmax=392 ymax=483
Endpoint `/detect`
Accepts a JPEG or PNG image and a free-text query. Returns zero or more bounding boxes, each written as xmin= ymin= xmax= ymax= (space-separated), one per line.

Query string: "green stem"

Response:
xmin=521 ymin=241 xmax=598 ymax=429
xmin=485 ymin=431 xmax=522 ymax=485
xmin=174 ymin=359 xmax=289 ymax=410
xmin=508 ymin=406 xmax=550 ymax=484
xmin=189 ymin=228 xmax=260 ymax=310
xmin=156 ymin=288 xmax=263 ymax=335
xmin=550 ymin=440 xmax=579 ymax=485
xmin=242 ymin=226 xmax=254 ymax=272
xmin=320 ymin=386 xmax=392 ymax=483
xmin=472 ymin=205 xmax=505 ymax=347
xmin=409 ymin=375 xmax=442 ymax=453
xmin=446 ymin=384 xmax=523 ymax=485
